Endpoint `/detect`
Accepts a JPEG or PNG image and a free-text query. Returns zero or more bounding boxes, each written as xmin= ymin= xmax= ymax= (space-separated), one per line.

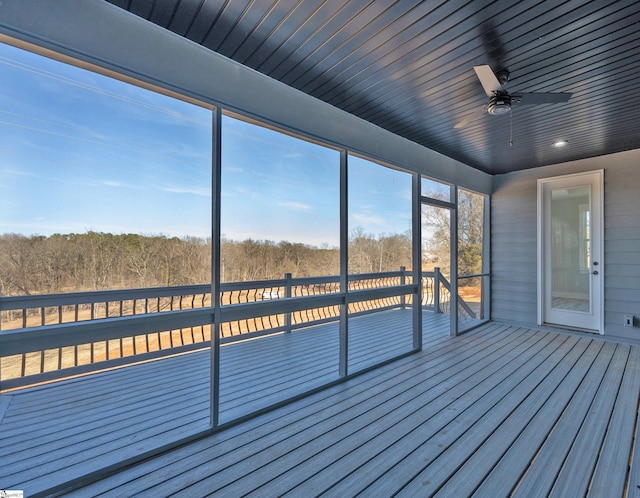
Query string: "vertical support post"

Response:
xmin=483 ymin=193 xmax=491 ymax=322
xmin=434 ymin=267 xmax=441 ymax=314
xmin=339 ymin=150 xmax=348 ymax=377
xmin=399 ymin=266 xmax=406 ymax=309
xmin=450 ymin=186 xmax=459 ymax=337
xmin=412 ymin=172 xmax=422 ymax=351
xmin=284 ymin=272 xmax=292 ymax=333
xmin=210 ymin=106 xmax=222 ymax=428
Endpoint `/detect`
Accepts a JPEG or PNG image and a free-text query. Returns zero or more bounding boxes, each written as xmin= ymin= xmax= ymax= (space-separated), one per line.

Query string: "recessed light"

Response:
xmin=552 ymin=140 xmax=568 ymax=148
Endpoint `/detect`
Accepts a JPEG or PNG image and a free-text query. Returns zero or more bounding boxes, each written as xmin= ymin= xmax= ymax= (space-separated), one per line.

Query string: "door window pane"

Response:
xmin=550 ymin=186 xmax=591 ymax=312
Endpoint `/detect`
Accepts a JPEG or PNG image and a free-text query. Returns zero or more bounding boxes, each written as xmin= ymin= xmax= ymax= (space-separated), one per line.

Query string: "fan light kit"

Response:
xmin=454 ymin=65 xmax=572 ymax=129
xmin=487 ymin=94 xmax=512 ymax=115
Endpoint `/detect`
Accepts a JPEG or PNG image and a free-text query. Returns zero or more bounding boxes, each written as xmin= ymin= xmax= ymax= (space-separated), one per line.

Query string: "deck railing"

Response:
xmin=0 ymin=268 xmax=472 ymax=389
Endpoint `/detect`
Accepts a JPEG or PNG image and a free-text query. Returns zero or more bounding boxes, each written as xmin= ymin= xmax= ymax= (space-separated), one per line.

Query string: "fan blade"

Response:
xmin=513 ymin=92 xmax=572 ymax=105
xmin=473 ymin=65 xmax=504 ymax=96
xmin=454 ymin=106 xmax=486 ymax=129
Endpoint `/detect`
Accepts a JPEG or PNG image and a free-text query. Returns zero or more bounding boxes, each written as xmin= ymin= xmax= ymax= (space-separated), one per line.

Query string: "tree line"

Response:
xmin=0 ymin=232 xmax=211 ymax=296
xmin=0 ymin=190 xmax=484 ymax=297
xmin=0 ymin=230 xmax=412 ymax=296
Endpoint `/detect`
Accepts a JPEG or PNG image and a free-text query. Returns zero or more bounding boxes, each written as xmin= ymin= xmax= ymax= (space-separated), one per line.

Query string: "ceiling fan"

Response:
xmin=454 ymin=65 xmax=572 ymax=129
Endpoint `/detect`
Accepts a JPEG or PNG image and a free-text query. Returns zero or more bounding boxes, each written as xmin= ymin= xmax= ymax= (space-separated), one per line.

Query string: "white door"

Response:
xmin=538 ymin=171 xmax=603 ymax=333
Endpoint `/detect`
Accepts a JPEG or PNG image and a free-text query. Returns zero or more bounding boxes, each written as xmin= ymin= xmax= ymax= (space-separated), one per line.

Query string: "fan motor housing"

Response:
xmin=487 ymin=93 xmax=512 ymax=115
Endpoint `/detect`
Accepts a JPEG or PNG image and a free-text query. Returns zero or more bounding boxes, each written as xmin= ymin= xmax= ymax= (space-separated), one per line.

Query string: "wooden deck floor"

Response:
xmin=0 ymin=309 xmax=434 ymax=496
xmin=4 ymin=315 xmax=640 ymax=497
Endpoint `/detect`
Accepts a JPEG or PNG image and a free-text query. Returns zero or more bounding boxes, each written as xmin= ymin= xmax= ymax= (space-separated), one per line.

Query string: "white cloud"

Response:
xmin=351 ymin=212 xmax=388 ymax=228
xmin=0 ymin=168 xmax=40 ymax=178
xmin=156 ymin=185 xmax=211 ymax=197
xmin=101 ymin=180 xmax=121 ymax=187
xmin=278 ymin=200 xmax=312 ymax=211
xmin=224 ymin=166 xmax=244 ymax=173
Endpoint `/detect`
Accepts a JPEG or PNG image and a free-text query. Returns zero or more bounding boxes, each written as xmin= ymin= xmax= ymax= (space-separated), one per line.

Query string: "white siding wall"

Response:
xmin=492 ymin=148 xmax=640 ymax=341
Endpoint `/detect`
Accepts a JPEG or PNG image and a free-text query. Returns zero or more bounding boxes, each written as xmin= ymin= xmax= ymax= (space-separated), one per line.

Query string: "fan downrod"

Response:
xmin=495 ymin=69 xmax=510 ymax=86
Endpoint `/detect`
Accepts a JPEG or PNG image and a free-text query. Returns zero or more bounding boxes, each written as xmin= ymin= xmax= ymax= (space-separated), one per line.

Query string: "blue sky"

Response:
xmin=0 ymin=42 xmax=412 ymax=247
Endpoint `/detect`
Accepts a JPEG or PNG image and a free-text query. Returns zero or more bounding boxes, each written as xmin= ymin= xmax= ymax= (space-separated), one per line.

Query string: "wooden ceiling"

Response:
xmin=105 ymin=0 xmax=640 ymax=174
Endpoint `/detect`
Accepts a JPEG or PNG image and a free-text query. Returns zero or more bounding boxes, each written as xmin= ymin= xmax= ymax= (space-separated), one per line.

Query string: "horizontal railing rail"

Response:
xmin=0 ymin=267 xmax=472 ymax=389
xmin=0 ymin=284 xmax=213 ymax=310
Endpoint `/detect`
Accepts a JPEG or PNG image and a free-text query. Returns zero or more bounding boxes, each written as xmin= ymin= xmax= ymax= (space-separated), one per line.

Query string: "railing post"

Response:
xmin=434 ymin=267 xmax=441 ymax=314
xmin=400 ymin=266 xmax=406 ymax=309
xmin=284 ymin=272 xmax=292 ymax=333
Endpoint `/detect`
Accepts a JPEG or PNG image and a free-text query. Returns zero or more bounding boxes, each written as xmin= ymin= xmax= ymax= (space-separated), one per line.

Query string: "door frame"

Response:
xmin=420 ymin=196 xmax=457 ymax=336
xmin=537 ymin=170 xmax=604 ymax=334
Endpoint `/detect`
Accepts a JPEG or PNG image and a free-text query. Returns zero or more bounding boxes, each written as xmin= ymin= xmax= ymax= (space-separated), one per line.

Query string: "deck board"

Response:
xmin=510 ymin=341 xmax=617 ymax=498
xmin=80 ymin=324 xmax=640 ymax=498
xmin=0 ymin=393 xmax=11 ymax=424
xmin=98 ymin=324 xmax=508 ymax=496
xmin=329 ymin=330 xmax=557 ymax=498
xmin=550 ymin=344 xmax=630 ymax=497
xmin=78 ymin=320 xmax=457 ymax=496
xmin=397 ymin=333 xmax=583 ymax=497
xmin=589 ymin=345 xmax=640 ymax=497
xmin=471 ymin=339 xmax=604 ymax=496
xmin=243 ymin=326 xmax=535 ymax=497
xmin=428 ymin=334 xmax=586 ymax=497
xmin=4 ymin=316 xmax=640 ymax=497
xmin=195 ymin=328 xmax=536 ymax=496
xmin=0 ymin=310 xmax=443 ymax=495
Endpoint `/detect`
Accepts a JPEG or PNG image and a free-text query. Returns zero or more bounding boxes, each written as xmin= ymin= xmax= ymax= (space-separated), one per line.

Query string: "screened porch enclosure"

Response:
xmin=0 ymin=25 xmax=489 ymax=497
xmin=4 ymin=0 xmax=640 ymax=495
